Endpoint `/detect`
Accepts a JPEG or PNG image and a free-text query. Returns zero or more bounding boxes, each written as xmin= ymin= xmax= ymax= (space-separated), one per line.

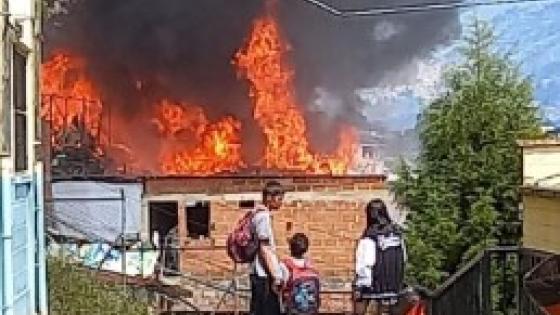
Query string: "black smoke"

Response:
xmin=45 ymin=0 xmax=459 ymax=165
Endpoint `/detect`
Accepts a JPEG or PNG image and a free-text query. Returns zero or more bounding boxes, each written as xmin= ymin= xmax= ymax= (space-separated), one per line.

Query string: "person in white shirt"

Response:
xmin=250 ymin=181 xmax=285 ymax=315
xmin=353 ymin=199 xmax=418 ymax=315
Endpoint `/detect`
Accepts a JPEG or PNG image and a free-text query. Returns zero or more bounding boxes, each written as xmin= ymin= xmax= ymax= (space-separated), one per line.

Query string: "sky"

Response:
xmin=359 ymin=0 xmax=560 ymax=131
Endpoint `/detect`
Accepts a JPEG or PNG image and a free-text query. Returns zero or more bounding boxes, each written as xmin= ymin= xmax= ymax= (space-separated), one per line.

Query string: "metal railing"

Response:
xmin=523 ymin=254 xmax=560 ymax=315
xmin=418 ymin=247 xmax=554 ymax=315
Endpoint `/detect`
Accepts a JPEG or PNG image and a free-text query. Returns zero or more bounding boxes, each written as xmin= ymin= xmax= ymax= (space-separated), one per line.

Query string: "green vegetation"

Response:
xmin=393 ymin=20 xmax=542 ymax=289
xmin=48 ymin=258 xmax=150 ymax=315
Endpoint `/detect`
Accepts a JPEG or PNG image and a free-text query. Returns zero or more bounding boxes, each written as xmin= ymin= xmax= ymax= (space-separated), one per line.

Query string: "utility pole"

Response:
xmin=120 ymin=188 xmax=127 ymax=295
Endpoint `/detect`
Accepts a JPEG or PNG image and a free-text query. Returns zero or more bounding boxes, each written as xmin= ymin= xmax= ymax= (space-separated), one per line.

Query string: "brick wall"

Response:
xmin=144 ymin=175 xmax=385 ymax=195
xmin=178 ymin=198 xmax=370 ymax=278
xmin=146 ymin=176 xmax=393 ymax=312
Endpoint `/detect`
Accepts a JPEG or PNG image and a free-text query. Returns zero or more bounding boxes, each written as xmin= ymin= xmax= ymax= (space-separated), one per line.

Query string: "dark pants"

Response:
xmin=354 ymin=288 xmax=420 ymax=315
xmin=250 ymin=275 xmax=281 ymax=315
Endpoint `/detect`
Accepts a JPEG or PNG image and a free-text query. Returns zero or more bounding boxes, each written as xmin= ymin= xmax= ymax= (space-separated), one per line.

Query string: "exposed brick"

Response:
xmin=146 ymin=175 xmax=387 ymax=312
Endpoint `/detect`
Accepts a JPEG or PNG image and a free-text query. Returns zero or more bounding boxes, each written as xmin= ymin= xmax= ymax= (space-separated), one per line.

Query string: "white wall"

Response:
xmin=522 ymin=143 xmax=560 ymax=187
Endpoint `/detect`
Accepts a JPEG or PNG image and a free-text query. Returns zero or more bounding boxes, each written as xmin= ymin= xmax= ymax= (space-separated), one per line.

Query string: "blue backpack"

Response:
xmin=282 ymin=258 xmax=321 ymax=315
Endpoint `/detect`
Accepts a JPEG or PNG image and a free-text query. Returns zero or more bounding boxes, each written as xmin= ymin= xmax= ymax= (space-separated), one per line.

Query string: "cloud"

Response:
xmin=373 ymin=20 xmax=403 ymax=42
xmin=357 ymin=56 xmax=447 ymax=130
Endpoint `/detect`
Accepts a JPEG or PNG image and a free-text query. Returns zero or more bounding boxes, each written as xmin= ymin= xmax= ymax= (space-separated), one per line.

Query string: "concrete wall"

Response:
xmin=520 ymin=140 xmax=560 ymax=187
xmin=523 ymin=192 xmax=560 ymax=255
xmin=520 ymin=139 xmax=560 ymax=256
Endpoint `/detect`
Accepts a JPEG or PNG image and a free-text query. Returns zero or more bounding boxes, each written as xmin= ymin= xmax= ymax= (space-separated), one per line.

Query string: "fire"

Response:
xmin=40 ymin=5 xmax=360 ymax=176
xmin=41 ymin=53 xmax=244 ymax=175
xmin=153 ymin=99 xmax=207 ymax=136
xmin=153 ymin=100 xmax=244 ymax=175
xmin=41 ymin=52 xmax=104 ymax=154
xmin=234 ymin=11 xmax=358 ymax=174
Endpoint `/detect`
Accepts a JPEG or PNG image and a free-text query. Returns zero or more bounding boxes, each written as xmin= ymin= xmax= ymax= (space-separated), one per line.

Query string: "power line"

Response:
xmin=299 ymin=0 xmax=559 ymax=17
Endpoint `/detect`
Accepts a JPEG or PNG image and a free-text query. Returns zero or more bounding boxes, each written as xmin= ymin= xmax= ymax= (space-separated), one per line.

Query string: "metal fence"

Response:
xmin=420 ymin=247 xmax=554 ymax=315
xmin=523 ymin=254 xmax=560 ymax=315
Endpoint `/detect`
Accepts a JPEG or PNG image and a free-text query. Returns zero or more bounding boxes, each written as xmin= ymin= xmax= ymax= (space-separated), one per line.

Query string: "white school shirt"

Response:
xmin=251 ymin=207 xmax=283 ymax=280
xmin=355 ymin=235 xmax=407 ymax=287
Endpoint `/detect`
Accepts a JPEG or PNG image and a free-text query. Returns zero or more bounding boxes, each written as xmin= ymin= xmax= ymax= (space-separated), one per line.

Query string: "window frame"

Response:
xmin=0 ymin=31 xmax=14 ymax=156
xmin=13 ymin=42 xmax=30 ymax=172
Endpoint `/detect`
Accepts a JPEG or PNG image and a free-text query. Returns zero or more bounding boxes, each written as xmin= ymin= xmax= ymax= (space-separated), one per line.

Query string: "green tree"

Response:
xmin=393 ymin=20 xmax=542 ymax=288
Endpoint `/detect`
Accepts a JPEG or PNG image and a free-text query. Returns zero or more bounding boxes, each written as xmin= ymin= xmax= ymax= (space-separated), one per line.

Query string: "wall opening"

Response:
xmin=149 ymin=201 xmax=179 ymax=273
xmin=239 ymin=200 xmax=255 ymax=209
xmin=185 ymin=201 xmax=210 ymax=239
xmin=149 ymin=201 xmax=179 ymax=244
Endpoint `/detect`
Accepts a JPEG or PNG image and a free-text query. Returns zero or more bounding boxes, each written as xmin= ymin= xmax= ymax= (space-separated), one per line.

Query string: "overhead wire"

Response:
xmin=299 ymin=0 xmax=560 ymax=17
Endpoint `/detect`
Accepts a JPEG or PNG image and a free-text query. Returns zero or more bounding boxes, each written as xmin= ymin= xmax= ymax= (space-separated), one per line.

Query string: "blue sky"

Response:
xmin=361 ymin=0 xmax=560 ymax=131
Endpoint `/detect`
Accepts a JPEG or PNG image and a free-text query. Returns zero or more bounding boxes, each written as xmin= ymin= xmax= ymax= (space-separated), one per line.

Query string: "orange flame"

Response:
xmin=40 ymin=8 xmax=360 ymax=176
xmin=234 ymin=12 xmax=357 ymax=174
xmin=153 ymin=100 xmax=244 ymax=175
xmin=41 ymin=52 xmax=104 ymax=154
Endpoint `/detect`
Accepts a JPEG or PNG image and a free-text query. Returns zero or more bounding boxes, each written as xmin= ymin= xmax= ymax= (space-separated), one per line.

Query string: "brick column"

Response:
xmin=177 ymin=199 xmax=188 ymax=246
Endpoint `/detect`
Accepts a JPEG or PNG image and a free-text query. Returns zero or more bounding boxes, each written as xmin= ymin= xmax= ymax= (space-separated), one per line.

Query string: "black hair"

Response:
xmin=289 ymin=233 xmax=309 ymax=258
xmin=365 ymin=198 xmax=392 ymax=228
xmin=262 ymin=180 xmax=284 ymax=200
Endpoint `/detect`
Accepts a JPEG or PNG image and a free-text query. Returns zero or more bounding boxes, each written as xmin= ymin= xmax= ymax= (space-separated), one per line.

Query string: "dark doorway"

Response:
xmin=149 ymin=201 xmax=178 ymax=243
xmin=149 ymin=201 xmax=179 ymax=273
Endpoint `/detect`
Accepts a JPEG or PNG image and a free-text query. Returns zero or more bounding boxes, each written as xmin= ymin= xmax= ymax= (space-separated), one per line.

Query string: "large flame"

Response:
xmin=153 ymin=100 xmax=244 ymax=175
xmin=41 ymin=52 xmax=105 ymax=154
xmin=40 ymin=7 xmax=360 ymax=176
xmin=234 ymin=12 xmax=358 ymax=175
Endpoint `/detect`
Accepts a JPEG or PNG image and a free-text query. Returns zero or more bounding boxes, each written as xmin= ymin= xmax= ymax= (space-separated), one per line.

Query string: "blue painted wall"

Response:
xmin=1 ymin=169 xmax=47 ymax=315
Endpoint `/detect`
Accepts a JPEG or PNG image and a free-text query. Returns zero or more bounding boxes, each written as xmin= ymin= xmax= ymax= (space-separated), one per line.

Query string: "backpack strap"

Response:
xmin=253 ymin=204 xmax=268 ymax=213
xmin=283 ymin=257 xmax=316 ymax=273
xmin=303 ymin=257 xmax=316 ymax=271
xmin=248 ymin=206 xmax=267 ymax=223
xmin=283 ymin=257 xmax=297 ymax=270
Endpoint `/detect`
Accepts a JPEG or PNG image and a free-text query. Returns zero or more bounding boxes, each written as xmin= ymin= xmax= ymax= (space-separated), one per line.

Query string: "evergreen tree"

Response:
xmin=393 ymin=20 xmax=542 ymax=288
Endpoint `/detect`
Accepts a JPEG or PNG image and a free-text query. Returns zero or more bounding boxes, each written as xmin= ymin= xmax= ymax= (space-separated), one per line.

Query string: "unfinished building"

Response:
xmin=142 ymin=175 xmax=392 ymax=312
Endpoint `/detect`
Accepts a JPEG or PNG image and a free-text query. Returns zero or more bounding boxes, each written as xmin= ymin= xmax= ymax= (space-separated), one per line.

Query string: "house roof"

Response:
xmin=521 ymin=184 xmax=560 ymax=197
xmin=517 ymin=138 xmax=560 ymax=148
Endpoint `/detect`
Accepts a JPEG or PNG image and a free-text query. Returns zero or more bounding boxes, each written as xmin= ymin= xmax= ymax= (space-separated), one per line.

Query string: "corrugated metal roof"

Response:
xmin=51 ymin=181 xmax=143 ymax=242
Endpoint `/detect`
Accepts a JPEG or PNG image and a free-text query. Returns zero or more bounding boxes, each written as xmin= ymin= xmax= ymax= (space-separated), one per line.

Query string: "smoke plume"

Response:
xmin=45 ymin=0 xmax=459 ymax=163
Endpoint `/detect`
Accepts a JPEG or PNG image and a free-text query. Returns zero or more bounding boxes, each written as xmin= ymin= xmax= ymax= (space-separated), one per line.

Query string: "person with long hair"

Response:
xmin=354 ymin=199 xmax=418 ymax=315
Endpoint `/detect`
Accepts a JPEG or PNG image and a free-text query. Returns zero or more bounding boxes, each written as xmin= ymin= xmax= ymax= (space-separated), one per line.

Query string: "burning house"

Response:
xmin=42 ymin=9 xmax=389 ymax=311
xmin=41 ymin=0 xmax=459 ymax=312
xmin=41 ymin=5 xmax=360 ymax=178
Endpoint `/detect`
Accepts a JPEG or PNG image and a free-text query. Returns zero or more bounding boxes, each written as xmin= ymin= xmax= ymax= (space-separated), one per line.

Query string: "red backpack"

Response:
xmin=282 ymin=258 xmax=321 ymax=315
xmin=226 ymin=207 xmax=265 ymax=264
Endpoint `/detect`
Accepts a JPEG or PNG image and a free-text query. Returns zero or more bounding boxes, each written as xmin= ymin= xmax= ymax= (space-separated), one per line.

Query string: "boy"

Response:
xmin=280 ymin=233 xmax=321 ymax=315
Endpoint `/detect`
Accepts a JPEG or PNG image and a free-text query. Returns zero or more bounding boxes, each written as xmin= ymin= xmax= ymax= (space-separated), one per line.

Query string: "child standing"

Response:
xmin=280 ymin=233 xmax=321 ymax=315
